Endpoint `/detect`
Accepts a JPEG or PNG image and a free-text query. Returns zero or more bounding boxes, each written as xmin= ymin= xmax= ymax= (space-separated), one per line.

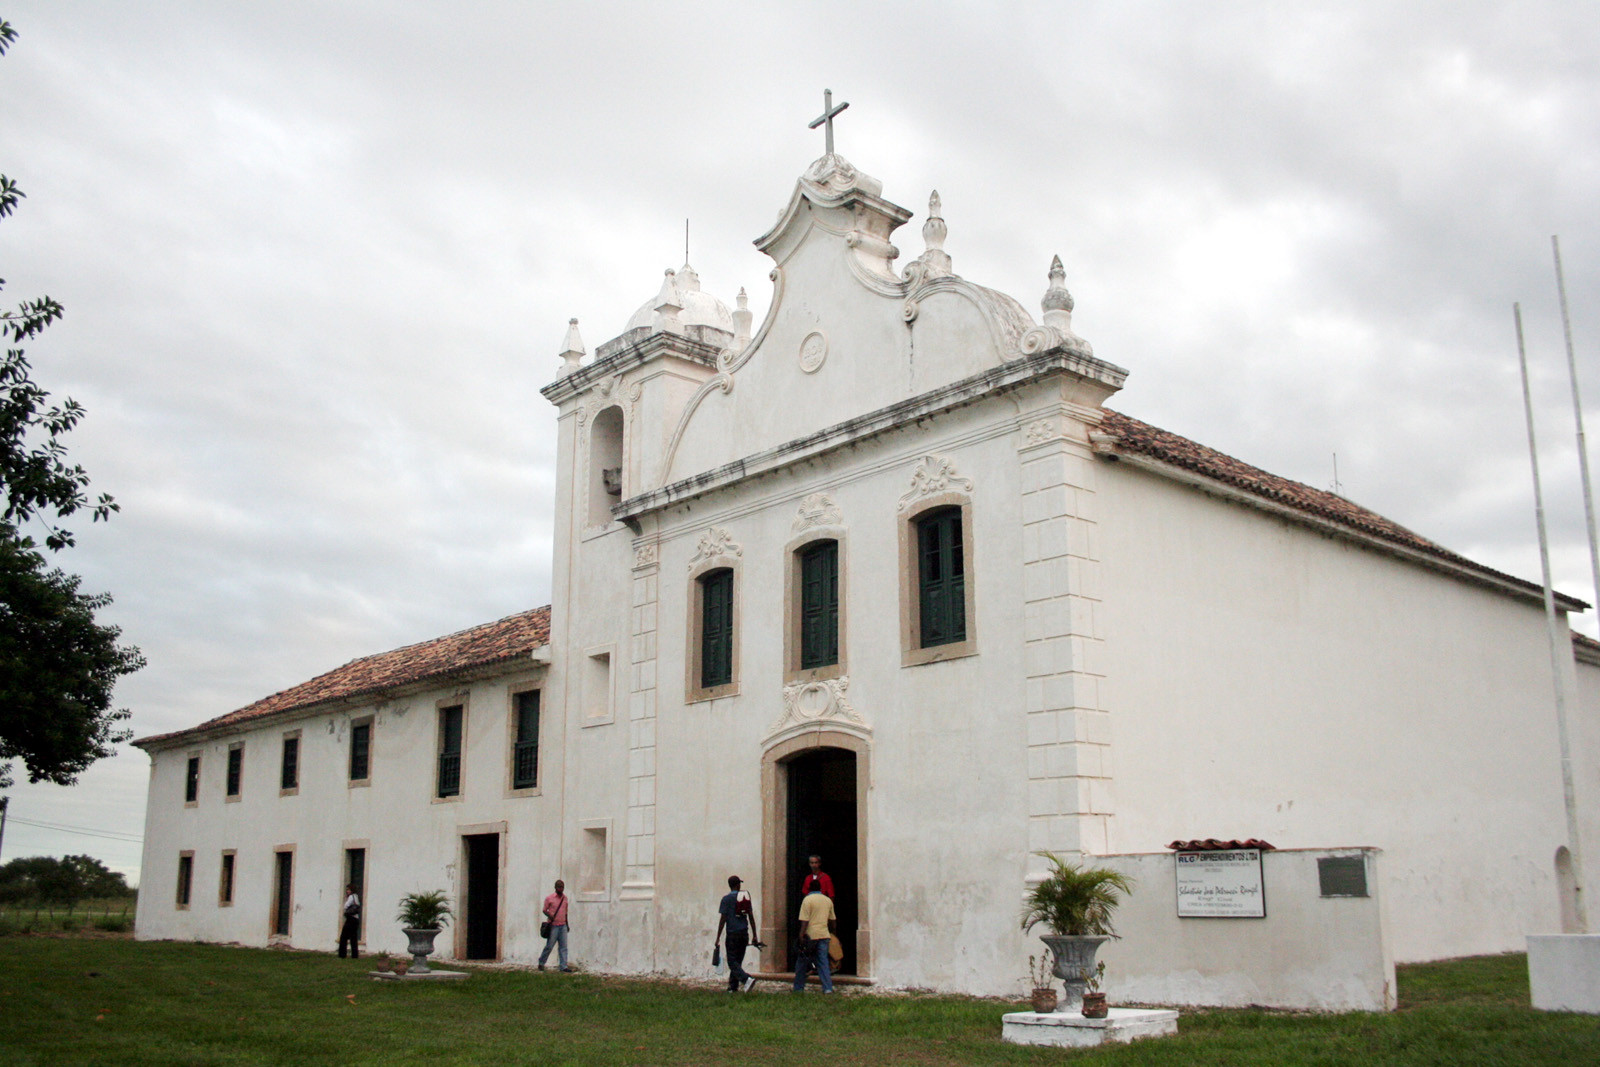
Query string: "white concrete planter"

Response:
xmin=1041 ymin=935 xmax=1109 ymax=1012
xmin=403 ymin=927 xmax=443 ymax=975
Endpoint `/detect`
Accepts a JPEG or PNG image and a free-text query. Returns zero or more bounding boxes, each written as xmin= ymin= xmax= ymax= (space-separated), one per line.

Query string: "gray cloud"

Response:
xmin=1 ymin=0 xmax=1596 ymax=880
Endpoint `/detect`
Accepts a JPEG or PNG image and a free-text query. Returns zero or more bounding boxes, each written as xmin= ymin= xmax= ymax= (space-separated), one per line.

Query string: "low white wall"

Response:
xmin=1527 ymin=934 xmax=1600 ymax=1013
xmin=1091 ymin=849 xmax=1395 ymax=1012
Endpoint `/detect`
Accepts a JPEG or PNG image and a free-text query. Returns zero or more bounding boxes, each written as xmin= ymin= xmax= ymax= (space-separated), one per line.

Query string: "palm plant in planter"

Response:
xmin=396 ymin=890 xmax=453 ymax=974
xmin=1021 ymin=853 xmax=1133 ymax=1012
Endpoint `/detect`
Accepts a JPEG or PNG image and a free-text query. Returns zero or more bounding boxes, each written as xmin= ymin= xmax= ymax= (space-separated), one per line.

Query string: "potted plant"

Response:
xmin=1021 ymin=852 xmax=1133 ymax=1013
xmin=1080 ymin=960 xmax=1108 ymax=1018
xmin=1026 ymin=955 xmax=1058 ymax=1014
xmin=396 ymin=890 xmax=453 ymax=975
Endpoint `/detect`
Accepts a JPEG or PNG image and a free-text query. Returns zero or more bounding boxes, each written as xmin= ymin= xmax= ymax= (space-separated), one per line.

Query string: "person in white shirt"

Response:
xmin=338 ymin=883 xmax=362 ymax=959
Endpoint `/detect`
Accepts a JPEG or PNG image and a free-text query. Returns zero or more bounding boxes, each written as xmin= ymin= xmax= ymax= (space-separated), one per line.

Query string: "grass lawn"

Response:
xmin=2 ymin=938 xmax=1597 ymax=1066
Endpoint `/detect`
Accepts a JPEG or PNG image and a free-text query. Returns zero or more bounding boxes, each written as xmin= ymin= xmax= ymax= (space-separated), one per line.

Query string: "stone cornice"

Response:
xmin=541 ymin=330 xmax=726 ymax=406
xmin=613 ymin=348 xmax=1128 ymax=522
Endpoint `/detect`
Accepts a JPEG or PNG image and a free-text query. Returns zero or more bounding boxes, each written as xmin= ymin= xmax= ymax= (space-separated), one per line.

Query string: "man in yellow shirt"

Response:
xmin=792 ymin=883 xmax=836 ymax=993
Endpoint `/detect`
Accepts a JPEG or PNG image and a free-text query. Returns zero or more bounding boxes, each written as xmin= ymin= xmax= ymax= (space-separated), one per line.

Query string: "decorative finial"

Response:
xmin=1042 ymin=254 xmax=1075 ymax=320
xmin=652 ymin=268 xmax=683 ymax=334
xmin=732 ymin=286 xmax=753 ymax=346
xmin=808 ymin=88 xmax=850 ymax=157
xmin=922 ymin=190 xmax=947 ymax=253
xmin=558 ymin=317 xmax=585 ymax=376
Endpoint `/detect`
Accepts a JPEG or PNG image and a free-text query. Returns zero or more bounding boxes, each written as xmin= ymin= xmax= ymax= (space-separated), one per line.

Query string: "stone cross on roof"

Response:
xmin=808 ymin=88 xmax=849 ymax=156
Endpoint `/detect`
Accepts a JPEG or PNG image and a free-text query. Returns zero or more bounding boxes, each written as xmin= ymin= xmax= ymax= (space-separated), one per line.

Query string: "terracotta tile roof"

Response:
xmin=1168 ymin=838 xmax=1276 ymax=852
xmin=135 ymin=606 xmax=550 ymax=748
xmin=1098 ymin=408 xmax=1574 ymax=605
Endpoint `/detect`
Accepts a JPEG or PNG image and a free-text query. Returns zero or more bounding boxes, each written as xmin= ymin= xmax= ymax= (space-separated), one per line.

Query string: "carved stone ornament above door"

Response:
xmin=765 ymin=677 xmax=869 ymax=748
xmin=896 ymin=454 xmax=975 ymax=512
xmin=792 ymin=492 xmax=843 ymax=533
xmin=687 ymin=526 xmax=742 ymax=570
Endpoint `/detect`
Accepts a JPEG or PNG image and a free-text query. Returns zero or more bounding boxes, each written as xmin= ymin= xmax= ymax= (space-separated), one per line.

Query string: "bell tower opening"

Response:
xmin=587 ymin=405 xmax=624 ymax=526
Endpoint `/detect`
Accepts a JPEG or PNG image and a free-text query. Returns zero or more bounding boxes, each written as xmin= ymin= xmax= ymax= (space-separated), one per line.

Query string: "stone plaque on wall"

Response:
xmin=1175 ymin=849 xmax=1266 ymax=918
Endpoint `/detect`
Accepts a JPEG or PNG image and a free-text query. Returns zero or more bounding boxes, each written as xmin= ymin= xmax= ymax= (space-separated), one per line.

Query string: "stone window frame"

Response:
xmin=784 ymin=526 xmax=848 ymax=685
xmin=269 ymin=844 xmax=296 ymax=942
xmin=279 ymin=730 xmax=301 ymax=796
xmin=899 ymin=491 xmax=979 ymax=667
xmin=685 ymin=555 xmax=741 ymax=703
xmin=348 ymin=715 xmax=374 ymax=788
xmin=224 ymin=741 xmax=245 ymax=802
xmin=581 ymin=644 xmax=617 ymax=727
xmin=576 ymin=818 xmax=612 ymax=903
xmin=342 ymin=839 xmax=370 ymax=948
xmin=184 ymin=752 xmax=201 ymax=807
xmin=218 ymin=849 xmax=236 ymax=907
xmin=175 ymin=850 xmax=194 ymax=910
xmin=433 ymin=697 xmax=467 ymax=803
xmin=505 ymin=681 xmax=544 ymax=798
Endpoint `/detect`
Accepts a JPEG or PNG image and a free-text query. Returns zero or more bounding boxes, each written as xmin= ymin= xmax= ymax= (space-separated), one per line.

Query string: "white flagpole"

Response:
xmin=1516 ymin=301 xmax=1588 ymax=931
xmin=1553 ymin=236 xmax=1600 ymax=625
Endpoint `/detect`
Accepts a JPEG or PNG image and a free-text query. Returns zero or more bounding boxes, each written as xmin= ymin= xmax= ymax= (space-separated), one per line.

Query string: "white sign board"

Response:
xmin=1175 ymin=849 xmax=1266 ymax=918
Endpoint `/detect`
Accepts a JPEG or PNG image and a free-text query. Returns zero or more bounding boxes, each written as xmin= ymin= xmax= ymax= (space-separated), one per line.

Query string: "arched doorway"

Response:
xmin=761 ymin=731 xmax=870 ymax=977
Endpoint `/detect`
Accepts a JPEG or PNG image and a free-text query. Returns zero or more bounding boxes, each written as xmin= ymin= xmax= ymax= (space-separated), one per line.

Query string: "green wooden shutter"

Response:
xmin=799 ymin=540 xmax=839 ymax=669
xmin=918 ymin=508 xmax=966 ymax=648
xmin=437 ymin=706 xmax=463 ymax=797
xmin=701 ymin=568 xmax=734 ymax=688
xmin=513 ymin=690 xmax=540 ymax=789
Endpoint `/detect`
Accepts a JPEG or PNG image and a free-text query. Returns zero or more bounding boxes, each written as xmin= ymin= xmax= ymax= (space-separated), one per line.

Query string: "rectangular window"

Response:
xmin=437 ymin=705 xmax=463 ymax=799
xmin=579 ymin=823 xmax=609 ymax=898
xmin=700 ymin=568 xmax=734 ymax=689
xmin=280 ymin=734 xmax=299 ymax=792
xmin=799 ymin=540 xmax=840 ymax=669
xmin=271 ymin=849 xmax=294 ymax=937
xmin=184 ymin=756 xmax=200 ymax=804
xmin=176 ymin=852 xmax=194 ymax=909
xmin=349 ymin=720 xmax=371 ymax=784
xmin=512 ymin=690 xmax=540 ymax=790
xmin=584 ymin=649 xmax=613 ymax=724
xmin=917 ymin=507 xmax=966 ymax=648
xmin=225 ymin=743 xmax=244 ymax=799
xmin=219 ymin=851 xmax=236 ymax=906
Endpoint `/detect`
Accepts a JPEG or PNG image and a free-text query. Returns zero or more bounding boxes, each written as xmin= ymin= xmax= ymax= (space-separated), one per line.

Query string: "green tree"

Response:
xmin=0 ymin=20 xmax=144 ymax=788
xmin=0 ymin=854 xmax=131 ymax=908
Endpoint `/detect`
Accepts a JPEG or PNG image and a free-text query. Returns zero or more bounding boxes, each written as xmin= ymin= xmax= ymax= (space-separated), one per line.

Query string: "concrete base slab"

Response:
xmin=1001 ymin=1007 xmax=1179 ymax=1048
xmin=368 ymin=968 xmax=470 ymax=981
xmin=1528 ymin=934 xmax=1600 ymax=1013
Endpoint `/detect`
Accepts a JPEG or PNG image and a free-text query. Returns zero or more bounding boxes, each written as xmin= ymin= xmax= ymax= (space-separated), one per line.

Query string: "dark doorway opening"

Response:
xmin=463 ymin=834 xmax=500 ymax=960
xmin=272 ymin=851 xmax=293 ymax=937
xmin=785 ymin=748 xmax=857 ymax=975
xmin=345 ymin=847 xmax=366 ymax=946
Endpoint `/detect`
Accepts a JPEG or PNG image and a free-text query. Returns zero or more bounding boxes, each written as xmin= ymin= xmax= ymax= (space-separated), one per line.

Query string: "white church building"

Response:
xmin=135 ymin=129 xmax=1600 ymax=1009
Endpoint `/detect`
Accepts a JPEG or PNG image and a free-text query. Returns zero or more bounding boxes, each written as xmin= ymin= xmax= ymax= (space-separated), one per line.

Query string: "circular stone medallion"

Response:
xmin=799 ymin=331 xmax=828 ymax=373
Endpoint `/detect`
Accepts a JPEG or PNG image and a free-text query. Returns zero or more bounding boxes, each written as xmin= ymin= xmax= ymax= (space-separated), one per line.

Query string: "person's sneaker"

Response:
xmin=561 ymin=966 xmax=574 ymax=972
xmin=742 ymin=976 xmax=757 ymax=992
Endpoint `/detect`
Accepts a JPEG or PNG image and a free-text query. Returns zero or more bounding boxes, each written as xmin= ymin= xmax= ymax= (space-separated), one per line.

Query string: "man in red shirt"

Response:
xmin=538 ymin=878 xmax=571 ymax=972
xmin=800 ymin=854 xmax=834 ymax=898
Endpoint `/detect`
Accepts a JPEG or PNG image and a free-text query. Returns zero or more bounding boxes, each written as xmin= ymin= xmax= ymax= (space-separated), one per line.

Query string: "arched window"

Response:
xmin=588 ymin=405 xmax=624 ymax=527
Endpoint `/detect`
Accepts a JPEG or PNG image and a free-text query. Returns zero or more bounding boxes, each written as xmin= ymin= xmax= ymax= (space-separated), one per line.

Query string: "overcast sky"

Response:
xmin=2 ymin=1 xmax=1597 ymax=883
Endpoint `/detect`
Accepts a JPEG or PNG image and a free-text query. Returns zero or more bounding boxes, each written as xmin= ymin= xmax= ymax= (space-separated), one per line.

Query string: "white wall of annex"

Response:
xmin=1095 ymin=459 xmax=1600 ymax=963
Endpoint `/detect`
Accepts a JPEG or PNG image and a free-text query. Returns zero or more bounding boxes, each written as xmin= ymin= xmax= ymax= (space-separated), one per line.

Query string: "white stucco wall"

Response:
xmin=1098 ymin=849 xmax=1395 ymax=1011
xmin=1096 ymin=458 xmax=1600 ymax=963
xmin=136 ymin=666 xmax=555 ymax=958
